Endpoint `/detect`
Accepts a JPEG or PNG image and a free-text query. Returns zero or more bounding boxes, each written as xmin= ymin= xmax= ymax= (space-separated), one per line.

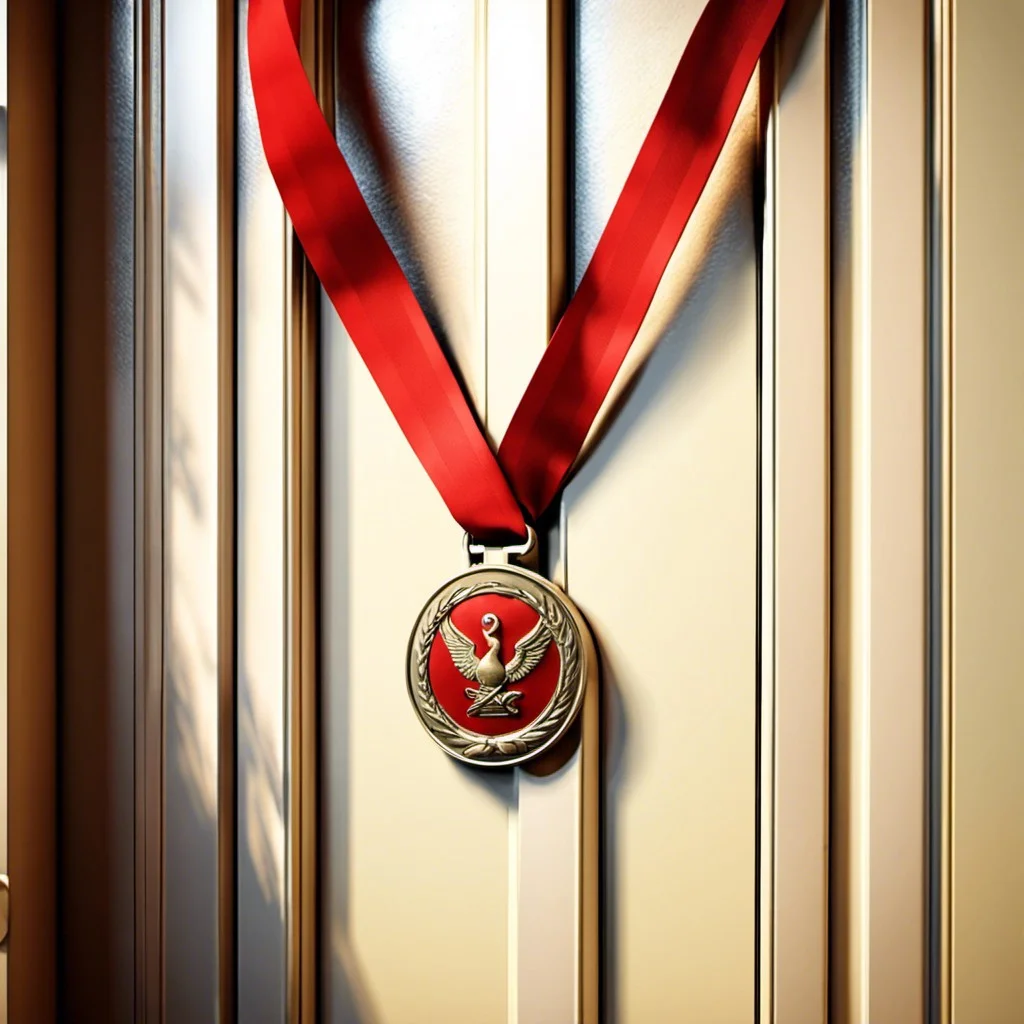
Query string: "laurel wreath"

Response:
xmin=412 ymin=580 xmax=581 ymax=763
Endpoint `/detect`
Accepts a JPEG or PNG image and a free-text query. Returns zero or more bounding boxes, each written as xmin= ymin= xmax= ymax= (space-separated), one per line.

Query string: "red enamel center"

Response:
xmin=428 ymin=593 xmax=561 ymax=737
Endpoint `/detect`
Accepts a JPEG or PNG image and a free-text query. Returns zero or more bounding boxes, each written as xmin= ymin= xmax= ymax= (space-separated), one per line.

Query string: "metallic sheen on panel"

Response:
xmin=830 ymin=0 xmax=929 ymax=1019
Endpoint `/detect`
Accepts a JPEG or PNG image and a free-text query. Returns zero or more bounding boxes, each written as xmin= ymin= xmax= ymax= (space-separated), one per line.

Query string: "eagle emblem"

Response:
xmin=439 ymin=611 xmax=552 ymax=717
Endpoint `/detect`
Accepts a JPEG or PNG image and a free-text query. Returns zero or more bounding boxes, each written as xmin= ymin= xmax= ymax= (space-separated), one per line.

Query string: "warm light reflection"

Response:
xmin=168 ymin=215 xmax=219 ymax=823
xmin=237 ymin=158 xmax=287 ymax=913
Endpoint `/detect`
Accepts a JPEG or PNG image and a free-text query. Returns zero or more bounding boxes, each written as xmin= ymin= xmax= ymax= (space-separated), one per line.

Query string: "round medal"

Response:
xmin=407 ymin=562 xmax=594 ymax=767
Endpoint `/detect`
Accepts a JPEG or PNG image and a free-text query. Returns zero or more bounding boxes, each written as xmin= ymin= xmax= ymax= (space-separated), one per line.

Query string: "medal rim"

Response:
xmin=406 ymin=562 xmax=593 ymax=768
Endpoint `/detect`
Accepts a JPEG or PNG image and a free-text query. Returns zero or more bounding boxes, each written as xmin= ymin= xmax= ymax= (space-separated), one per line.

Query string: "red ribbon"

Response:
xmin=249 ymin=0 xmax=785 ymax=543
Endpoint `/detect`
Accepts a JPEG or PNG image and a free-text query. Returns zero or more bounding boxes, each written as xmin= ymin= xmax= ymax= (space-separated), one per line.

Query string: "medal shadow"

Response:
xmin=570 ymin=141 xmax=748 ymax=1024
xmin=595 ymin=649 xmax=630 ymax=1024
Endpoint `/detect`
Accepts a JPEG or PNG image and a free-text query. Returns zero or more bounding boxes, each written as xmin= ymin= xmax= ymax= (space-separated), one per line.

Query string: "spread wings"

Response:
xmin=505 ymin=620 xmax=552 ymax=684
xmin=439 ymin=616 xmax=480 ymax=681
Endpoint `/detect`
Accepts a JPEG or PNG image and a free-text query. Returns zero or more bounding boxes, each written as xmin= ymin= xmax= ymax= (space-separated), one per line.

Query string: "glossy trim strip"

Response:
xmin=0 ymin=3 xmax=9 ymax=1009
xmin=235 ymin=0 xmax=288 ymax=1013
xmin=764 ymin=3 xmax=831 ymax=1019
xmin=285 ymin=3 xmax=328 ymax=1018
xmin=217 ymin=0 xmax=239 ymax=1019
xmin=927 ymin=0 xmax=951 ymax=1019
xmin=830 ymin=0 xmax=928 ymax=1018
xmin=163 ymin=0 xmax=228 ymax=1012
xmin=485 ymin=1 xmax=598 ymax=1020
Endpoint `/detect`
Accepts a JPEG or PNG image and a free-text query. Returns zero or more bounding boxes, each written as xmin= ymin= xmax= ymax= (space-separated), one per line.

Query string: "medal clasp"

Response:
xmin=464 ymin=524 xmax=538 ymax=569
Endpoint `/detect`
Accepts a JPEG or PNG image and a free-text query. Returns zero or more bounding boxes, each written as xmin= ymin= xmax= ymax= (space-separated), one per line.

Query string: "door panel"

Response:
xmin=164 ymin=0 xmax=226 ymax=1016
xmin=321 ymin=5 xmax=511 ymax=1022
xmin=41 ymin=0 xmax=969 ymax=1021
xmin=236 ymin=0 xmax=288 ymax=1014
xmin=570 ymin=1 xmax=760 ymax=1019
xmin=951 ymin=2 xmax=1024 ymax=1020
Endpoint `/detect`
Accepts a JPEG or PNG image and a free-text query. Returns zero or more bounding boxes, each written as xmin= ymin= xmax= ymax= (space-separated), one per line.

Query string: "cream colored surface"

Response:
xmin=321 ymin=4 xmax=509 ymax=1021
xmin=50 ymin=0 xmax=978 ymax=1015
xmin=235 ymin=23 xmax=288 ymax=1016
xmin=568 ymin=2 xmax=759 ymax=1020
xmin=768 ymin=6 xmax=830 ymax=1021
xmin=830 ymin=0 xmax=928 ymax=1020
xmin=163 ymin=0 xmax=224 ymax=1018
xmin=951 ymin=2 xmax=1024 ymax=1020
xmin=483 ymin=6 xmax=598 ymax=1023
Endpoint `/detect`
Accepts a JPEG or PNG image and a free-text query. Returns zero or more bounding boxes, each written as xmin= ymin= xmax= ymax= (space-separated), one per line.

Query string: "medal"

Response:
xmin=249 ymin=0 xmax=785 ymax=765
xmin=408 ymin=530 xmax=596 ymax=767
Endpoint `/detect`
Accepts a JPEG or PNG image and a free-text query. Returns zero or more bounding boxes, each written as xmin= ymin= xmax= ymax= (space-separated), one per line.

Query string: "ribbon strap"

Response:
xmin=248 ymin=0 xmax=527 ymax=541
xmin=249 ymin=0 xmax=785 ymax=542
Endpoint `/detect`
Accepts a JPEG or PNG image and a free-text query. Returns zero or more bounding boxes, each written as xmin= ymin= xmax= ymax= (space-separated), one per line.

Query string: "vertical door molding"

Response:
xmin=0 ymin=4 xmax=8 ymax=1013
xmin=569 ymin=1 xmax=762 ymax=1020
xmin=949 ymin=1 xmax=1024 ymax=1021
xmin=927 ymin=0 xmax=951 ymax=1018
xmin=59 ymin=0 xmax=147 ymax=1013
xmin=234 ymin=0 xmax=288 ymax=1018
xmin=136 ymin=0 xmax=166 ymax=1019
xmin=830 ymin=0 xmax=929 ymax=1020
xmin=481 ymin=3 xmax=600 ymax=1022
xmin=217 ymin=4 xmax=239 ymax=1023
xmin=286 ymin=8 xmax=330 ymax=1020
xmin=8 ymin=0 xmax=57 ymax=1016
xmin=162 ymin=0 xmax=238 ymax=1018
xmin=763 ymin=2 xmax=831 ymax=1020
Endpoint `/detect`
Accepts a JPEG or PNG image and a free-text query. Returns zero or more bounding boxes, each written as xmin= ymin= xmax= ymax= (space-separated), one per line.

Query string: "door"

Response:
xmin=45 ymin=0 xmax=1020 ymax=1022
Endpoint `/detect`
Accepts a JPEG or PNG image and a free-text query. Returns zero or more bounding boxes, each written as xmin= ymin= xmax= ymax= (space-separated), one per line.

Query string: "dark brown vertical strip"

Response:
xmin=285 ymin=210 xmax=319 ymax=1023
xmin=287 ymin=2 xmax=329 ymax=1018
xmin=8 ymin=0 xmax=57 ymax=1018
xmin=58 ymin=4 xmax=114 ymax=1014
xmin=217 ymin=1 xmax=238 ymax=1020
xmin=311 ymin=7 xmax=333 ymax=1019
xmin=60 ymin=0 xmax=140 ymax=1016
xmin=549 ymin=5 xmax=603 ymax=1020
xmin=292 ymin=237 xmax=320 ymax=1024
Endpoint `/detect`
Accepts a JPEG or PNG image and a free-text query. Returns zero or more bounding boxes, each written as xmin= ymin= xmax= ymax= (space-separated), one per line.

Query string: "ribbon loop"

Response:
xmin=248 ymin=0 xmax=785 ymax=541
